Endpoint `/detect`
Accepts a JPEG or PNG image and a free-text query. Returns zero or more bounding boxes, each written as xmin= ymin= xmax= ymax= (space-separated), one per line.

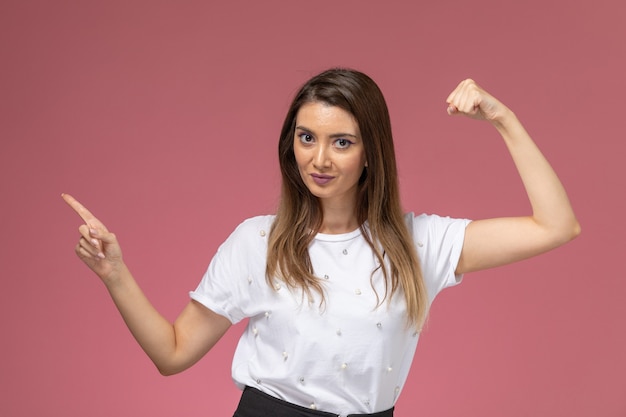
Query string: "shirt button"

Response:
xmin=342 ymin=249 xmax=348 ymax=255
xmin=260 ymin=230 xmax=266 ymax=237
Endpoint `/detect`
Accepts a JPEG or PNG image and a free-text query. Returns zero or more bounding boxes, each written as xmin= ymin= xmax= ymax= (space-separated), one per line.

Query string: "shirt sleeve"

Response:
xmin=189 ymin=216 xmax=273 ymax=324
xmin=407 ymin=213 xmax=471 ymax=302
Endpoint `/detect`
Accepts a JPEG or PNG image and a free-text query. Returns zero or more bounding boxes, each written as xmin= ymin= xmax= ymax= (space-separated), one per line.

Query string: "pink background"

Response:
xmin=1 ymin=0 xmax=624 ymax=416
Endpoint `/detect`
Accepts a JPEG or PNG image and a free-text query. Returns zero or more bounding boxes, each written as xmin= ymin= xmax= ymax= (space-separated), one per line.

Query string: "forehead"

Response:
xmin=295 ymin=102 xmax=359 ymax=134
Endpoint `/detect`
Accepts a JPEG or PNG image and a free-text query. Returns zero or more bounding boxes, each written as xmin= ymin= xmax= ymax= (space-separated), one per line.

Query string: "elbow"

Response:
xmin=554 ymin=219 xmax=582 ymax=246
xmin=571 ymin=220 xmax=582 ymax=240
xmin=566 ymin=218 xmax=582 ymax=242
xmin=538 ymin=217 xmax=581 ymax=251
xmin=158 ymin=367 xmax=174 ymax=377
xmin=157 ymin=366 xmax=180 ymax=377
xmin=156 ymin=362 xmax=184 ymax=377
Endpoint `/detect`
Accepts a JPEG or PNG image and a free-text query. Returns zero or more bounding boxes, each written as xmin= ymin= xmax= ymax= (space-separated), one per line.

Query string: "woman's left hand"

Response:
xmin=446 ymin=79 xmax=509 ymax=123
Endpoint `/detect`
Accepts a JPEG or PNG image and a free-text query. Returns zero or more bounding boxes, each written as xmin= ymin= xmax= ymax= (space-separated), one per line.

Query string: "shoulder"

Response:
xmin=233 ymin=215 xmax=275 ymax=235
xmin=405 ymin=212 xmax=472 ymax=242
xmin=405 ymin=213 xmax=472 ymax=295
xmin=405 ymin=211 xmax=470 ymax=229
xmin=218 ymin=215 xmax=275 ymax=252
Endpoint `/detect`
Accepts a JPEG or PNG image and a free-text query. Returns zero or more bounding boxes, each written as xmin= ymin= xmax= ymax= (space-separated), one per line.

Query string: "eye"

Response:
xmin=334 ymin=138 xmax=353 ymax=149
xmin=297 ymin=133 xmax=314 ymax=144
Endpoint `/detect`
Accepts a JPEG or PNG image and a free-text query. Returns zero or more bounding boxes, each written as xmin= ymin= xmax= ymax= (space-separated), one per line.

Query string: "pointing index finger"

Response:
xmin=61 ymin=193 xmax=107 ymax=230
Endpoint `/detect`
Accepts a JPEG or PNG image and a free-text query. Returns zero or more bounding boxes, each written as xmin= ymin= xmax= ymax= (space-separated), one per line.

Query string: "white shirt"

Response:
xmin=190 ymin=213 xmax=470 ymax=416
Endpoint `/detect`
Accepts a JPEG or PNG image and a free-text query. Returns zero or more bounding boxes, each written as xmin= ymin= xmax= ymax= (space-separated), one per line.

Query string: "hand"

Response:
xmin=62 ymin=193 xmax=124 ymax=282
xmin=446 ymin=79 xmax=510 ymax=123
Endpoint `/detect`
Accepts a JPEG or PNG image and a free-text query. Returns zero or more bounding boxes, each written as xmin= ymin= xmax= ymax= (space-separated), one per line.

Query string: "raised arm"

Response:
xmin=61 ymin=193 xmax=231 ymax=375
xmin=444 ymin=80 xmax=581 ymax=274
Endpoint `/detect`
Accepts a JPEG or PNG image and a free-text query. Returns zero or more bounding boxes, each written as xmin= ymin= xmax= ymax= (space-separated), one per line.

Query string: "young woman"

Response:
xmin=63 ymin=69 xmax=580 ymax=417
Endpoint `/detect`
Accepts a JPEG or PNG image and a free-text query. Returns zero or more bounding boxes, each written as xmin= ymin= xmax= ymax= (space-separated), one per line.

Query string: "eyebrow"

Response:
xmin=295 ymin=125 xmax=359 ymax=139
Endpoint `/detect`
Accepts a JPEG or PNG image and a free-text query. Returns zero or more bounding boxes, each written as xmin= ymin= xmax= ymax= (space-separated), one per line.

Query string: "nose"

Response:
xmin=312 ymin=143 xmax=331 ymax=170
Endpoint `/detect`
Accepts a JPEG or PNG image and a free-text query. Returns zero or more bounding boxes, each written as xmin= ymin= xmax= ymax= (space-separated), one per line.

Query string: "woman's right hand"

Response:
xmin=62 ymin=194 xmax=231 ymax=374
xmin=62 ymin=193 xmax=124 ymax=283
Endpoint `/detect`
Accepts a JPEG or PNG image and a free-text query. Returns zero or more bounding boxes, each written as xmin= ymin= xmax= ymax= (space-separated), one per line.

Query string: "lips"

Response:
xmin=310 ymin=173 xmax=334 ymax=185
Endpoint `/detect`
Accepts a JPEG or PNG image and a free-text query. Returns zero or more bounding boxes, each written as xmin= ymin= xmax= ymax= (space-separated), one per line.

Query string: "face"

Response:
xmin=293 ymin=101 xmax=366 ymax=209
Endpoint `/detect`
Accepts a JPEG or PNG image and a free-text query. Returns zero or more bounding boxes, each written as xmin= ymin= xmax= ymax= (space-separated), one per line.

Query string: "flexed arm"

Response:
xmin=444 ymin=80 xmax=581 ymax=274
xmin=62 ymin=194 xmax=231 ymax=375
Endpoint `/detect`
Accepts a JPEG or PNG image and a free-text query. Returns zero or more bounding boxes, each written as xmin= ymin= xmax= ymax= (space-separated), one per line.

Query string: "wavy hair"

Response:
xmin=266 ymin=68 xmax=428 ymax=329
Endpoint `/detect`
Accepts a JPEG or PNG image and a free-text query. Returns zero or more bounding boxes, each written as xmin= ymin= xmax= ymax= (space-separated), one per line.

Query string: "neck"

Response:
xmin=318 ymin=201 xmax=359 ymax=234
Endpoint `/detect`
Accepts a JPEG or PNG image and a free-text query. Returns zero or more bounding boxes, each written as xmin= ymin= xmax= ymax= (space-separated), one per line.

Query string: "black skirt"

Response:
xmin=233 ymin=386 xmax=394 ymax=417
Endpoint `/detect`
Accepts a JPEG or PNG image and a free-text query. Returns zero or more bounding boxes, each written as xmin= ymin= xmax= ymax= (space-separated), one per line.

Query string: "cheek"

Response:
xmin=348 ymin=153 xmax=367 ymax=174
xmin=293 ymin=147 xmax=306 ymax=170
xmin=339 ymin=159 xmax=365 ymax=182
xmin=293 ymin=149 xmax=312 ymax=182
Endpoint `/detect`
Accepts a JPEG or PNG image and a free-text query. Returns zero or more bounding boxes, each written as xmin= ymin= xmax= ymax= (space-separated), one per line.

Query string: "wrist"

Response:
xmin=102 ymin=262 xmax=130 ymax=289
xmin=490 ymin=108 xmax=518 ymax=132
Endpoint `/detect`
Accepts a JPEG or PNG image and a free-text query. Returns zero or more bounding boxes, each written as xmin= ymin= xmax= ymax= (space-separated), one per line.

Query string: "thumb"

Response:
xmin=446 ymin=105 xmax=459 ymax=116
xmin=88 ymin=226 xmax=121 ymax=260
xmin=89 ymin=226 xmax=116 ymax=244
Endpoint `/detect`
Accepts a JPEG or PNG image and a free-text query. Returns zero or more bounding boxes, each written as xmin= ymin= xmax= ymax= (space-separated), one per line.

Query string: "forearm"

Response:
xmin=104 ymin=264 xmax=181 ymax=374
xmin=492 ymin=110 xmax=581 ymax=242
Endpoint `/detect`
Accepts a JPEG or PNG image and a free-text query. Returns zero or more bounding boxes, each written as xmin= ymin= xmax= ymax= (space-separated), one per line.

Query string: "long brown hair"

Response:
xmin=266 ymin=68 xmax=429 ymax=329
